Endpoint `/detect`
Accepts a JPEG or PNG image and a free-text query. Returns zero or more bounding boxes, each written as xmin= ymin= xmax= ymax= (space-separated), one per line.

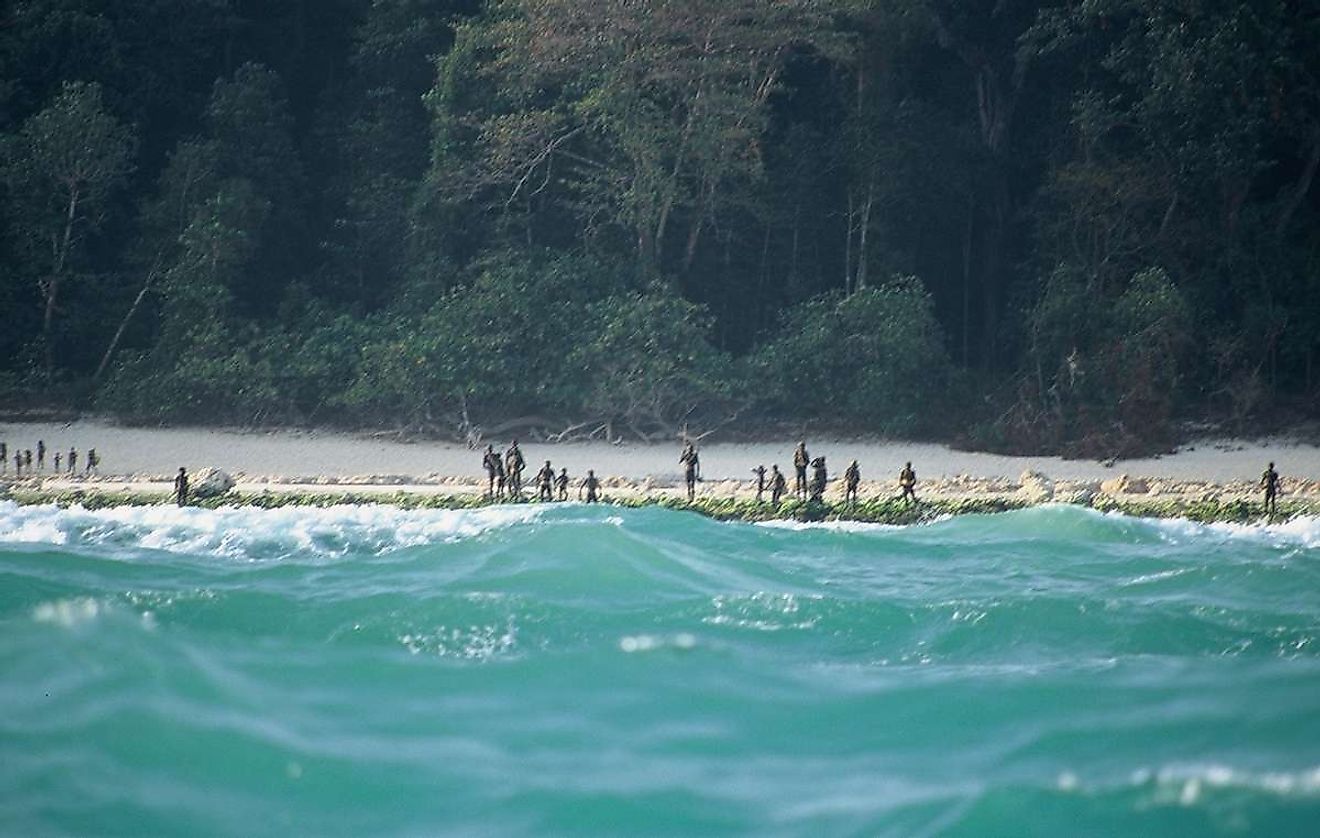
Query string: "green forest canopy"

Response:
xmin=1 ymin=0 xmax=1318 ymax=455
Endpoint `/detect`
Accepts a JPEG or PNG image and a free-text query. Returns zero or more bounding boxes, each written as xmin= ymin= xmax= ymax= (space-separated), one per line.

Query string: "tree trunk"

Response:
xmin=682 ymin=177 xmax=714 ymax=274
xmin=1276 ymin=127 xmax=1320 ymax=237
xmin=979 ymin=169 xmax=1011 ymax=369
xmin=95 ymin=260 xmax=161 ymax=381
xmin=962 ymin=192 xmax=974 ymax=367
xmin=843 ymin=189 xmax=854 ymax=293
xmin=855 ymin=180 xmax=874 ymax=293
xmin=44 ymin=184 xmax=80 ymax=381
xmin=790 ymin=208 xmax=800 ymax=289
xmin=757 ymin=221 xmax=770 ymax=335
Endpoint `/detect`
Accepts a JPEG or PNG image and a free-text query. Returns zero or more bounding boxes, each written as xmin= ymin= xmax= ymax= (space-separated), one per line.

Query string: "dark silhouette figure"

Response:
xmin=899 ymin=462 xmax=917 ymax=504
xmin=24 ymin=450 xmax=33 ymax=472
xmin=752 ymin=465 xmax=767 ymax=501
xmin=85 ymin=448 xmax=98 ymax=475
xmin=174 ymin=467 xmax=189 ymax=507
xmin=505 ymin=440 xmax=525 ymax=497
xmin=0 ymin=442 xmax=7 ymax=473
xmin=1261 ymin=462 xmax=1280 ymax=517
xmin=53 ymin=452 xmax=61 ymax=473
xmin=770 ymin=465 xmax=787 ymax=504
xmin=679 ymin=442 xmax=700 ymax=501
xmin=67 ymin=448 xmax=77 ymax=475
xmin=482 ymin=445 xmax=502 ymax=498
xmin=579 ymin=470 xmax=601 ymax=503
xmin=793 ymin=442 xmax=809 ymax=499
xmin=37 ymin=440 xmax=45 ymax=470
xmin=556 ymin=468 xmax=569 ymax=501
xmin=11 ymin=448 xmax=20 ymax=477
xmin=537 ymin=460 xmax=555 ymax=501
xmin=844 ymin=460 xmax=860 ymax=504
xmin=810 ymin=456 xmax=827 ymax=502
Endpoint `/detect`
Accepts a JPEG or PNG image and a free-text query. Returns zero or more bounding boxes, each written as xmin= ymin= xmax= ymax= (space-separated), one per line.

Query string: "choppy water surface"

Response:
xmin=2 ymin=500 xmax=1318 ymax=836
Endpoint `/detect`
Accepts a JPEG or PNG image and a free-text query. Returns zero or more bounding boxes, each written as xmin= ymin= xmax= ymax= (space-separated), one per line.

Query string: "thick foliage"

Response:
xmin=751 ymin=277 xmax=954 ymax=435
xmin=2 ymin=1 xmax=1318 ymax=451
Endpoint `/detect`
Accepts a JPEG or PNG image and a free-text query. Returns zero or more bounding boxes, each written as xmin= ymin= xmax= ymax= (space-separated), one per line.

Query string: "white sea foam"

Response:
xmin=1056 ymin=764 xmax=1320 ymax=802
xmin=1141 ymin=513 xmax=1320 ymax=549
xmin=32 ymin=596 xmax=105 ymax=627
xmin=1119 ymin=567 xmax=1195 ymax=587
xmin=0 ymin=500 xmax=544 ymax=559
xmin=1147 ymin=763 xmax=1320 ymax=800
xmin=399 ymin=618 xmax=519 ymax=661
xmin=619 ymin=632 xmax=698 ymax=653
xmin=755 ymin=519 xmax=901 ymax=533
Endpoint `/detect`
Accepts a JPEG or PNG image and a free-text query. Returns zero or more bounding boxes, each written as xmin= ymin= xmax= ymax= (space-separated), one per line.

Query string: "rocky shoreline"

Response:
xmin=3 ymin=468 xmax=1314 ymax=525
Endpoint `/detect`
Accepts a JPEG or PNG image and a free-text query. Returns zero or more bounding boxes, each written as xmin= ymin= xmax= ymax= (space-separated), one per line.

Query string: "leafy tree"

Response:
xmin=570 ymin=288 xmax=738 ymax=440
xmin=423 ymin=0 xmax=847 ymax=283
xmin=1 ymin=81 xmax=136 ymax=379
xmin=751 ymin=276 xmax=954 ymax=434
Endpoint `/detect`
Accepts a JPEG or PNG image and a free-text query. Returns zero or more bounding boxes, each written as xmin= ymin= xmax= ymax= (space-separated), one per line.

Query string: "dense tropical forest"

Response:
xmin=2 ymin=0 xmax=1318 ymax=454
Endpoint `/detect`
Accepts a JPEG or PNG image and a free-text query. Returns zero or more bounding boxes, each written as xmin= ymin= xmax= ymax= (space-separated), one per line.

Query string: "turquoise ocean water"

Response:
xmin=2 ymin=499 xmax=1318 ymax=836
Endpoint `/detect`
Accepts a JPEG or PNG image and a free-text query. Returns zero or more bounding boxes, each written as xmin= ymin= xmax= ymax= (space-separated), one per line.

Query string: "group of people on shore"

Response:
xmin=480 ymin=440 xmax=602 ymax=502
xmin=475 ymin=439 xmax=1287 ymax=514
xmin=479 ymin=438 xmax=921 ymax=506
xmin=742 ymin=441 xmax=918 ymax=506
xmin=0 ymin=440 xmax=100 ymax=478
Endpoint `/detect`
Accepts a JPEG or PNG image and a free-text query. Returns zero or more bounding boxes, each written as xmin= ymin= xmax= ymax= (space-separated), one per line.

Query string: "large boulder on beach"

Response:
xmin=191 ymin=467 xmax=235 ymax=499
xmin=1100 ymin=474 xmax=1149 ymax=495
xmin=1018 ymin=470 xmax=1055 ymax=504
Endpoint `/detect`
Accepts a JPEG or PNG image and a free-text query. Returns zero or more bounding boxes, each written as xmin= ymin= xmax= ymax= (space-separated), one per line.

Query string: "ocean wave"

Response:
xmin=916 ymin=504 xmax=1320 ymax=550
xmin=0 ymin=499 xmax=545 ymax=560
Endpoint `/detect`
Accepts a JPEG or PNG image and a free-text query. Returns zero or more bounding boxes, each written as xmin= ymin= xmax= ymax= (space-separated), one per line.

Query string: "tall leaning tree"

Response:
xmin=1 ymin=81 xmax=136 ymax=381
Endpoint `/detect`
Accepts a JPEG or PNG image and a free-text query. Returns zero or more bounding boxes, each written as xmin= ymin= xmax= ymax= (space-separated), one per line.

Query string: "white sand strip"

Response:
xmin=1 ymin=419 xmax=1316 ymax=485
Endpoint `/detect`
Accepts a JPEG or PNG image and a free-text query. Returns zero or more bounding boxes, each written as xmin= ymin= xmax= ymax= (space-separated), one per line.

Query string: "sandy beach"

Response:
xmin=2 ymin=419 xmax=1318 ymax=504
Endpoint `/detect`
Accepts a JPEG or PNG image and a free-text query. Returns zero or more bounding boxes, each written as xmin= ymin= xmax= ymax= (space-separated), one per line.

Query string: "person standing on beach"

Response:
xmin=24 ymin=450 xmax=33 ymax=472
xmin=898 ymin=461 xmax=917 ymax=504
xmin=810 ymin=456 xmax=827 ymax=502
xmin=793 ymin=442 xmax=809 ymax=499
xmin=85 ymin=449 xmax=99 ymax=475
xmin=68 ymin=448 xmax=77 ymax=475
xmin=1261 ymin=462 xmax=1280 ymax=517
xmin=53 ymin=452 xmax=61 ymax=473
xmin=505 ymin=440 xmax=525 ymax=497
xmin=0 ymin=442 xmax=7 ymax=474
xmin=536 ymin=460 xmax=555 ymax=501
xmin=37 ymin=440 xmax=45 ymax=470
xmin=482 ymin=445 xmax=502 ymax=498
xmin=752 ymin=465 xmax=767 ymax=501
xmin=844 ymin=460 xmax=861 ymax=504
xmin=770 ymin=465 xmax=787 ymax=504
xmin=11 ymin=448 xmax=20 ymax=477
xmin=556 ymin=468 xmax=569 ymax=501
xmin=579 ymin=470 xmax=601 ymax=503
xmin=679 ymin=442 xmax=700 ymax=501
xmin=174 ymin=467 xmax=189 ymax=506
